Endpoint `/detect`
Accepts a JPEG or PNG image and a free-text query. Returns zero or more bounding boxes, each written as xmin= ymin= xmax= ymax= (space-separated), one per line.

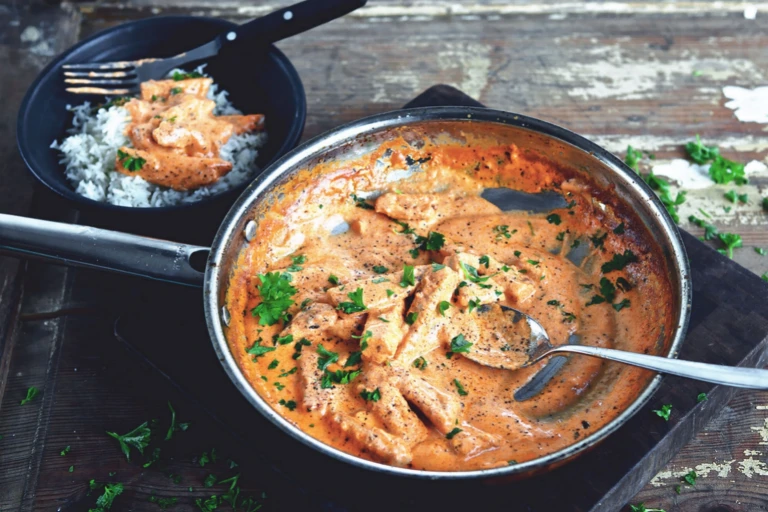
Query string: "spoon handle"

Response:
xmin=546 ymin=345 xmax=768 ymax=389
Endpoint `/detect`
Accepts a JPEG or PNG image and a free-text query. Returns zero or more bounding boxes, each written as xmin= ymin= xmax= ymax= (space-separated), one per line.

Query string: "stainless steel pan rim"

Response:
xmin=204 ymin=106 xmax=692 ymax=480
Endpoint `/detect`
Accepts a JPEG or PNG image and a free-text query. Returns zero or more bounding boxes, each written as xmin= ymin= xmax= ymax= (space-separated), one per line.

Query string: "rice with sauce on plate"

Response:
xmin=51 ymin=68 xmax=267 ymax=207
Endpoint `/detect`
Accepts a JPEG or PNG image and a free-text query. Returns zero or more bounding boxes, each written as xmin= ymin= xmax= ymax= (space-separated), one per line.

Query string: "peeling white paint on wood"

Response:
xmin=724 ymin=86 xmax=768 ymax=123
xmin=652 ymin=159 xmax=712 ymax=190
xmin=739 ymin=457 xmax=768 ymax=478
xmin=436 ymin=42 xmax=491 ymax=100
xmin=650 ymin=460 xmax=735 ymax=486
xmin=751 ymin=418 xmax=768 ymax=445
xmin=592 ymin=134 xmax=768 ymax=153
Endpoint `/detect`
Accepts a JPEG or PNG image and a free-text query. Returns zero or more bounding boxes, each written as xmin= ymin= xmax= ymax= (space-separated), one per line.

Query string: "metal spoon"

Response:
xmin=468 ymin=304 xmax=768 ymax=389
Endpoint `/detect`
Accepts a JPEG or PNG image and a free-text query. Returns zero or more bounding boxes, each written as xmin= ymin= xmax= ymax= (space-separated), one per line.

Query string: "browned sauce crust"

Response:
xmin=225 ymin=126 xmax=674 ymax=472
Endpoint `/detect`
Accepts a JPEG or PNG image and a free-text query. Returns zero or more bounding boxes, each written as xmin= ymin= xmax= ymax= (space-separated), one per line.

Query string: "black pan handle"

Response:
xmin=0 ymin=214 xmax=207 ymax=288
xmin=218 ymin=0 xmax=367 ymax=47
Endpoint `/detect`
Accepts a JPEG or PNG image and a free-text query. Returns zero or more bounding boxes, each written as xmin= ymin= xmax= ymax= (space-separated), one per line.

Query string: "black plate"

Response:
xmin=16 ymin=15 xmax=306 ymax=217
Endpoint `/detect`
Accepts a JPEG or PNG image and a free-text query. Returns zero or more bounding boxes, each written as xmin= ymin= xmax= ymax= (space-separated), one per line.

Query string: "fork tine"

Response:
xmin=64 ymin=70 xmax=136 ymax=79
xmin=66 ymin=87 xmax=135 ymax=96
xmin=62 ymin=61 xmax=136 ymax=70
xmin=65 ymin=78 xmax=138 ymax=86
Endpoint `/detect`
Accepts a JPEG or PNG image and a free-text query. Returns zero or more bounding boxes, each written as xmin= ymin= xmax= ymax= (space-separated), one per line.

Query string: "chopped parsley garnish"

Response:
xmin=598 ymin=277 xmax=616 ymax=303
xmin=682 ymin=470 xmax=697 ymax=486
xmin=468 ymin=298 xmax=480 ymax=313
xmin=344 ymin=350 xmax=363 ymax=367
xmin=685 ymin=135 xmax=747 ymax=185
xmin=616 ymin=277 xmax=632 ymax=292
xmin=102 ymin=96 xmax=131 ymax=109
xmin=409 ymin=248 xmax=420 ymax=259
xmin=601 ymin=250 xmax=638 ymax=273
xmin=416 ymin=231 xmax=446 ymax=251
xmin=547 ymin=300 xmax=560 ymax=307
xmin=386 ymin=289 xmax=395 ymax=297
xmin=590 ymin=232 xmax=608 ymax=249
xmin=449 ymin=334 xmax=473 ymax=354
xmin=351 ymin=193 xmax=374 ymax=210
xmin=278 ymin=367 xmax=298 ymax=378
xmin=514 ymin=250 xmax=522 ymax=258
xmin=379 ymin=316 xmax=390 ymax=322
xmin=401 ymin=265 xmax=416 ymax=287
xmin=644 ymin=171 xmax=686 ymax=223
xmin=246 ymin=338 xmax=276 ymax=359
xmin=299 ymin=298 xmax=312 ymax=310
xmin=697 ymin=392 xmax=707 ymax=402
xmin=718 ymin=232 xmax=742 ymax=258
xmin=546 ymin=213 xmax=561 ymax=225
xmin=268 ymin=359 xmax=279 ymax=369
xmin=328 ymin=274 xmax=340 ymax=285
xmin=165 ymin=401 xmax=189 ymax=441
xmin=453 ymin=379 xmax=468 ymax=396
xmin=360 ymin=388 xmax=381 ymax=402
xmin=625 ymin=145 xmax=643 ymax=171
xmin=459 ymin=262 xmax=496 ymax=286
xmin=724 ymin=190 xmax=737 ymax=203
xmin=405 ymin=312 xmax=419 ymax=325
xmin=556 ymin=231 xmax=567 ymax=242
xmin=763 ymin=197 xmax=768 ymax=211
xmin=413 ymin=356 xmax=428 ymax=370
xmin=446 ymin=427 xmax=462 ymax=440
xmin=432 ymin=263 xmax=446 ymax=271
xmin=688 ymin=215 xmax=719 ymax=241
xmin=117 ymin=149 xmax=146 ymax=172
xmin=316 ymin=344 xmax=339 ymax=371
xmin=278 ymin=399 xmax=297 ymax=411
xmin=438 ymin=301 xmax=452 ymax=316
xmin=90 ymin=482 xmax=124 ymax=510
xmin=479 ymin=255 xmax=490 ymax=268
xmin=613 ymin=223 xmax=625 ymax=234
xmin=172 ymin=70 xmax=203 ymax=81
xmin=321 ymin=368 xmax=362 ymax=389
xmin=372 ymin=277 xmax=389 ymax=284
xmin=756 ymin=247 xmax=766 ymax=256
xmin=629 ymin=504 xmax=666 ymax=512
xmin=526 ymin=259 xmax=539 ymax=266
xmin=372 ymin=265 xmax=388 ymax=274
xmin=251 ymin=272 xmax=297 ymax=326
xmin=586 ymin=295 xmax=606 ymax=306
xmin=527 ymin=220 xmax=535 ymax=235
xmin=107 ymin=421 xmax=151 ymax=461
xmin=204 ymin=473 xmax=217 ymax=487
xmin=494 ymin=225 xmax=515 ymax=240
xmin=274 ymin=333 xmax=294 ymax=345
xmin=170 ymin=87 xmax=183 ymax=95
xmin=612 ymin=299 xmax=631 ymax=311
xmin=652 ymin=404 xmax=672 ymax=421
xmin=20 ymin=386 xmax=39 ymax=405
xmin=60 ymin=445 xmax=70 ymax=456
xmin=337 ymin=287 xmax=367 ymax=313
xmin=571 ymin=239 xmax=581 ymax=249
xmin=394 ymin=220 xmax=415 ymax=235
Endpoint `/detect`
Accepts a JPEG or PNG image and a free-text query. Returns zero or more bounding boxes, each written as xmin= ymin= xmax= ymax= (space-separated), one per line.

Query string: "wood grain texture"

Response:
xmin=1 ymin=1 xmax=768 ymax=511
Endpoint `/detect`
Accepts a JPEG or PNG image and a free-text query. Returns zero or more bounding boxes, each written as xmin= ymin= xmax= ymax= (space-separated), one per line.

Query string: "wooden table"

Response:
xmin=1 ymin=1 xmax=767 ymax=510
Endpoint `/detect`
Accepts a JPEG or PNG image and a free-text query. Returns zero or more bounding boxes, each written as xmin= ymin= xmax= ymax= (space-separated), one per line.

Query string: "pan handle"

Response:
xmin=0 ymin=213 xmax=207 ymax=288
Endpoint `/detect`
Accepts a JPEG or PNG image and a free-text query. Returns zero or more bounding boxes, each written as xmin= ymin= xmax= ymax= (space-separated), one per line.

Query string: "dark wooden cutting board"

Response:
xmin=3 ymin=86 xmax=768 ymax=512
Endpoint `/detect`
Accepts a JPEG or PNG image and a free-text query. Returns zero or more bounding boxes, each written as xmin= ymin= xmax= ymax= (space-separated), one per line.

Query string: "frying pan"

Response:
xmin=0 ymin=106 xmax=691 ymax=480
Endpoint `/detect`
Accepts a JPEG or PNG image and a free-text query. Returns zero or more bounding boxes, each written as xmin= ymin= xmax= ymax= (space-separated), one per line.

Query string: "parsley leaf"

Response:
xmin=106 ymin=421 xmax=151 ymax=461
xmin=688 ymin=215 xmax=719 ymax=241
xmin=316 ymin=344 xmax=339 ymax=371
xmin=625 ymin=145 xmax=644 ymax=171
xmin=446 ymin=427 xmax=462 ymax=440
xmin=148 ymin=495 xmax=178 ymax=509
xmin=170 ymin=87 xmax=182 ymax=95
xmin=278 ymin=399 xmax=297 ymax=411
xmin=709 ymin=155 xmax=747 ymax=185
xmin=321 ymin=368 xmax=361 ymax=389
xmin=613 ymin=298 xmax=631 ymax=311
xmin=449 ymin=334 xmax=473 ymax=354
xmin=682 ymin=470 xmax=697 ymax=486
xmin=718 ymin=232 xmax=742 ymax=259
xmin=546 ymin=213 xmax=562 ymax=225
xmin=401 ymin=265 xmax=416 ymax=287
xmin=91 ymin=482 xmax=124 ymax=510
xmin=494 ymin=225 xmax=515 ymax=240
xmin=251 ymin=272 xmax=297 ymax=326
xmin=351 ymin=193 xmax=374 ymax=210
xmin=724 ymin=189 xmax=737 ymax=203
xmin=372 ymin=265 xmax=388 ymax=274
xmin=172 ymin=70 xmax=203 ymax=81
xmin=630 ymin=503 xmax=666 ymax=512
xmin=413 ymin=356 xmax=428 ymax=370
xmin=246 ymin=338 xmax=276 ymax=359
xmin=479 ymin=255 xmax=490 ymax=268
xmin=415 ymin=231 xmax=445 ymax=251
xmin=652 ymin=404 xmax=672 ymax=421
xmin=165 ymin=401 xmax=190 ymax=441
xmin=405 ymin=312 xmax=419 ymax=325
xmin=453 ymin=379 xmax=468 ymax=396
xmin=360 ymin=388 xmax=381 ymax=402
xmin=685 ymin=135 xmax=719 ymax=164
xmin=20 ymin=386 xmax=39 ymax=405
xmin=432 ymin=263 xmax=446 ymax=271
xmin=438 ymin=301 xmax=451 ymax=316
xmin=60 ymin=445 xmax=70 ymax=456
xmin=697 ymin=392 xmax=707 ymax=402
xmin=590 ymin=232 xmax=608 ymax=249
xmin=337 ymin=287 xmax=367 ymax=313
xmin=328 ymin=274 xmax=340 ymax=285
xmin=117 ymin=149 xmax=146 ymax=172
xmin=613 ymin=223 xmax=625 ymax=234
xmin=601 ymin=250 xmax=638 ymax=273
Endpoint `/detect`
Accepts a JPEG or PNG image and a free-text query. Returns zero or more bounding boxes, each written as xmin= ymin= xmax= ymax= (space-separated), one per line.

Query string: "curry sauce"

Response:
xmin=225 ymin=127 xmax=673 ymax=472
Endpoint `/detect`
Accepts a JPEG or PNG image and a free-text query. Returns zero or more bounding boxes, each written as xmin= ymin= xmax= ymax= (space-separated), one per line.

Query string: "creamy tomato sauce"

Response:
xmin=116 ymin=77 xmax=264 ymax=190
xmin=225 ymin=125 xmax=673 ymax=472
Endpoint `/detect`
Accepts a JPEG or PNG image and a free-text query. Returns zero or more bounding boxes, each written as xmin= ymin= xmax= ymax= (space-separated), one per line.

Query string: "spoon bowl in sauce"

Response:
xmin=475 ymin=304 xmax=768 ymax=390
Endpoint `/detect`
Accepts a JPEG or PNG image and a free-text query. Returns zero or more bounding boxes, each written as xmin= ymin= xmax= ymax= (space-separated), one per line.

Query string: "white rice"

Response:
xmin=51 ymin=68 xmax=267 ymax=207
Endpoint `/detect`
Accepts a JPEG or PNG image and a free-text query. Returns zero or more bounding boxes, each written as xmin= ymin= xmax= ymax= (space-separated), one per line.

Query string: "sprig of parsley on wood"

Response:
xmin=107 ymin=421 xmax=151 ymax=461
xmin=686 ymin=135 xmax=747 ymax=185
